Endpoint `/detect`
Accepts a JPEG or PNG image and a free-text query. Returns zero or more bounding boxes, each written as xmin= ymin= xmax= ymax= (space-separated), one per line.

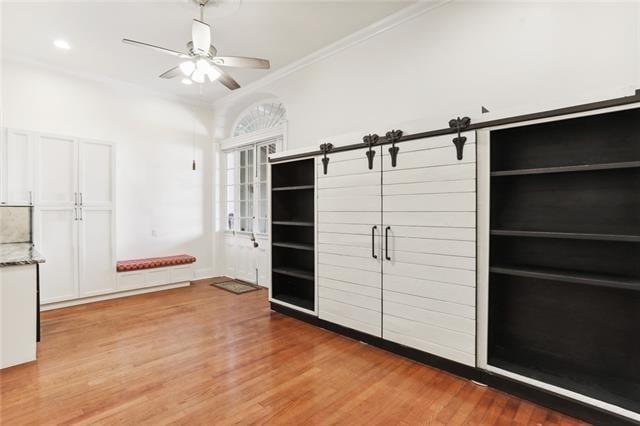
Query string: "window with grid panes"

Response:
xmin=224 ymin=140 xmax=279 ymax=234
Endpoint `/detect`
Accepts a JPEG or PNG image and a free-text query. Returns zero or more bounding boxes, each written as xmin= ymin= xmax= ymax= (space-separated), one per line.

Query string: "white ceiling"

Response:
xmin=2 ymin=1 xmax=412 ymax=105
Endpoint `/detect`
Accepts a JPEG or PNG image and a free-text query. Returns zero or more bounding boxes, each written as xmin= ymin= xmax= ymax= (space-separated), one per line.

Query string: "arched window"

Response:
xmin=233 ymin=101 xmax=286 ymax=137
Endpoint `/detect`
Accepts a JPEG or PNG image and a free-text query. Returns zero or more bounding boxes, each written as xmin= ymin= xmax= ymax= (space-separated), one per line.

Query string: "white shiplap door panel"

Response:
xmin=320 ymin=286 xmax=381 ymax=312
xmin=319 ymin=264 xmax=380 ymax=289
xmin=383 ymin=329 xmax=475 ymax=367
xmin=380 ymin=134 xmax=456 ymax=154
xmin=387 ymin=226 xmax=475 ymax=241
xmin=317 ymin=157 xmax=380 ymax=178
xmin=319 ymin=298 xmax=381 ymax=336
xmin=391 ymin=236 xmax=475 ymax=257
xmin=318 ymin=232 xmax=372 ymax=247
xmin=318 ymin=195 xmax=381 ymax=212
xmin=317 ymin=172 xmax=379 ymax=190
xmin=319 ymin=277 xmax=381 ymax=299
xmin=384 ymin=212 xmax=475 ymax=228
xmin=382 ymin=143 xmax=476 ymax=171
xmin=384 ymin=315 xmax=475 ymax=359
xmin=318 ymin=243 xmax=381 ymax=259
xmin=383 ymin=290 xmax=475 ymax=320
xmin=317 ymin=146 xmax=382 ymax=337
xmin=390 ymin=250 xmax=475 ymax=270
xmin=384 ymin=163 xmax=476 ymax=185
xmin=383 ymin=179 xmax=475 ymax=195
xmin=383 ymin=274 xmax=475 ymax=307
xmin=319 ymin=211 xmax=382 ymax=225
xmin=318 ymin=223 xmax=375 ymax=235
xmin=384 ymin=193 xmax=475 ymax=212
xmin=319 ymin=252 xmax=380 ymax=272
xmin=384 ymin=300 xmax=475 ymax=335
xmin=318 ymin=185 xmax=380 ymax=199
xmin=385 ymin=262 xmax=475 ymax=287
xmin=382 ymin=132 xmax=476 ymax=366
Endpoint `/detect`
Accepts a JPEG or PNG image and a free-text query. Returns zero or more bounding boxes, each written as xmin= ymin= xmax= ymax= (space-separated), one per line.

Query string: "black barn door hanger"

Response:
xmin=319 ymin=142 xmax=333 ymax=175
xmin=449 ymin=116 xmax=471 ymax=160
xmin=386 ymin=129 xmax=403 ymax=168
xmin=363 ymin=134 xmax=379 ymax=170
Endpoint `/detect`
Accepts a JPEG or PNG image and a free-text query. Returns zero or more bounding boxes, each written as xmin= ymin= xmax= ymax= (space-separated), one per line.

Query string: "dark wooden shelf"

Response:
xmin=272 ymin=294 xmax=314 ymax=311
xmin=272 ymin=267 xmax=314 ymax=281
xmin=491 ymin=160 xmax=640 ymax=177
xmin=272 ymin=185 xmax=315 ymax=191
xmin=272 ymin=242 xmax=314 ymax=251
xmin=272 ymin=221 xmax=314 ymax=227
xmin=490 ymin=265 xmax=640 ymax=291
xmin=490 ymin=229 xmax=640 ymax=243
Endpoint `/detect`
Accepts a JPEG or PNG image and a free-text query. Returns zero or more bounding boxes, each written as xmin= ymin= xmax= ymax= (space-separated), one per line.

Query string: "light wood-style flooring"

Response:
xmin=0 ymin=280 xmax=586 ymax=425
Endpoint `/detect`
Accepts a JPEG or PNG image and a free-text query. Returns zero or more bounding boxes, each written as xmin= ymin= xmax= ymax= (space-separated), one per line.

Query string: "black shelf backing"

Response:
xmin=272 ymin=267 xmax=314 ymax=281
xmin=490 ymin=265 xmax=640 ymax=291
xmin=491 ymin=160 xmax=640 ymax=177
xmin=272 ymin=185 xmax=315 ymax=191
xmin=272 ymin=221 xmax=314 ymax=227
xmin=272 ymin=242 xmax=314 ymax=251
xmin=490 ymin=229 xmax=640 ymax=243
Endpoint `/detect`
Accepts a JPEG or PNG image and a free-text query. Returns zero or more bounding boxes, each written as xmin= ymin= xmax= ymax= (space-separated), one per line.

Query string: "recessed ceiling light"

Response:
xmin=53 ymin=39 xmax=71 ymax=50
xmin=181 ymin=78 xmax=193 ymax=85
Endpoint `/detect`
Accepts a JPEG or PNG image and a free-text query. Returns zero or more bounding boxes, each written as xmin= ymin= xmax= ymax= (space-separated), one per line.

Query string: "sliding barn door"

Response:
xmin=317 ymin=147 xmax=382 ymax=337
xmin=381 ymin=133 xmax=477 ymax=366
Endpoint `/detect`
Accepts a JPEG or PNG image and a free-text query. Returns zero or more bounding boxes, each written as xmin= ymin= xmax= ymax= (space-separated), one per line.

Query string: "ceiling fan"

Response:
xmin=122 ymin=0 xmax=270 ymax=90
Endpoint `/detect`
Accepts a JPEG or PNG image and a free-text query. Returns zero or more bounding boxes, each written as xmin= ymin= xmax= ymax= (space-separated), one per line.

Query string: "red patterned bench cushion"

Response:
xmin=116 ymin=255 xmax=196 ymax=272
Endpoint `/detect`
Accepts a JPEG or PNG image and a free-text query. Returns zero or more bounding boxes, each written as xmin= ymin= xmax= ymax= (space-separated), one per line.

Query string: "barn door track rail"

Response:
xmin=270 ymin=90 xmax=640 ymax=164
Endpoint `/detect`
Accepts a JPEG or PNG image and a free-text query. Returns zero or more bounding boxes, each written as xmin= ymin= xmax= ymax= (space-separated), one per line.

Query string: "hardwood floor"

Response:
xmin=1 ymin=280 xmax=586 ymax=425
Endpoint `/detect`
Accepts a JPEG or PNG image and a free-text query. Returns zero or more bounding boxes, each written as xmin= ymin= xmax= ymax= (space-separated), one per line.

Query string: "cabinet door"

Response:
xmin=78 ymin=140 xmax=115 ymax=296
xmin=37 ymin=135 xmax=77 ymax=206
xmin=4 ymin=130 xmax=34 ymax=205
xmin=381 ymin=133 xmax=477 ymax=367
xmin=78 ymin=140 xmax=113 ymax=207
xmin=317 ymin=147 xmax=382 ymax=337
xmin=78 ymin=208 xmax=115 ymax=296
xmin=37 ymin=208 xmax=78 ymax=303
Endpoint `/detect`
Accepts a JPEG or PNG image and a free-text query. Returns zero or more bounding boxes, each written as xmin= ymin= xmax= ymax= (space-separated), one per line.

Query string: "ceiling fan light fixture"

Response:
xmin=191 ymin=69 xmax=205 ymax=83
xmin=179 ymin=60 xmax=196 ymax=76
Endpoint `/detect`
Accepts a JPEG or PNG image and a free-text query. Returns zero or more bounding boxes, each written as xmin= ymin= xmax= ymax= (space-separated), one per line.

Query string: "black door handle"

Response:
xmin=385 ymin=226 xmax=391 ymax=261
xmin=371 ymin=225 xmax=378 ymax=259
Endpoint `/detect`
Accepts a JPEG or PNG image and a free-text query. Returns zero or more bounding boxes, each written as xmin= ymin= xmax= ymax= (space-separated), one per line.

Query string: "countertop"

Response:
xmin=0 ymin=243 xmax=46 ymax=267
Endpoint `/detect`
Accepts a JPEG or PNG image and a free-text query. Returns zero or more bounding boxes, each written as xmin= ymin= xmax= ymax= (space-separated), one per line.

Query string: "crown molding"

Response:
xmin=213 ymin=0 xmax=452 ymax=110
xmin=3 ymin=51 xmax=214 ymax=110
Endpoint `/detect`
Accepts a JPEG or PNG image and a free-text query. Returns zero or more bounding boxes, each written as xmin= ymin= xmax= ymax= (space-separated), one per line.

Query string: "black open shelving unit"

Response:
xmin=488 ymin=107 xmax=640 ymax=414
xmin=271 ymin=159 xmax=315 ymax=312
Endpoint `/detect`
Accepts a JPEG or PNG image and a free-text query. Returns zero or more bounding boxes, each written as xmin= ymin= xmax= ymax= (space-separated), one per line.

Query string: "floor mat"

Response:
xmin=212 ymin=280 xmax=260 ymax=294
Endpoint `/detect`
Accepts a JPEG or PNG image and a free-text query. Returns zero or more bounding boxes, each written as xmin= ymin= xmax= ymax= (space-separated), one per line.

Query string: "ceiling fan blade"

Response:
xmin=212 ymin=65 xmax=240 ymax=90
xmin=192 ymin=19 xmax=211 ymax=55
xmin=159 ymin=66 xmax=182 ymax=79
xmin=211 ymin=56 xmax=270 ymax=69
xmin=122 ymin=38 xmax=187 ymax=58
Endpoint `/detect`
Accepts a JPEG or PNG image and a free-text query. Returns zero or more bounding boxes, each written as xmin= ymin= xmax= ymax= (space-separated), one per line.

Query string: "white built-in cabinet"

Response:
xmin=316 ymin=133 xmax=477 ymax=366
xmin=35 ymin=135 xmax=116 ymax=303
xmin=1 ymin=130 xmax=35 ymax=205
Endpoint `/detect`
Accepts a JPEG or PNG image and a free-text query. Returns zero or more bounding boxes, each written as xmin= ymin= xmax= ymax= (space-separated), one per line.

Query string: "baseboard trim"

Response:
xmin=41 ymin=282 xmax=191 ymax=311
xmin=270 ymin=302 xmax=638 ymax=426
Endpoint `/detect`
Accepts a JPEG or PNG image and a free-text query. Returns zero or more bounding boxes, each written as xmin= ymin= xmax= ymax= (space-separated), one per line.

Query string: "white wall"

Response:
xmin=214 ymin=1 xmax=640 ymax=149
xmin=2 ymin=59 xmax=215 ymax=278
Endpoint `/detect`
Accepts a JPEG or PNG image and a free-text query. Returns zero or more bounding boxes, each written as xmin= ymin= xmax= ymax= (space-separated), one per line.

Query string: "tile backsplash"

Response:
xmin=0 ymin=206 xmax=32 ymax=243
